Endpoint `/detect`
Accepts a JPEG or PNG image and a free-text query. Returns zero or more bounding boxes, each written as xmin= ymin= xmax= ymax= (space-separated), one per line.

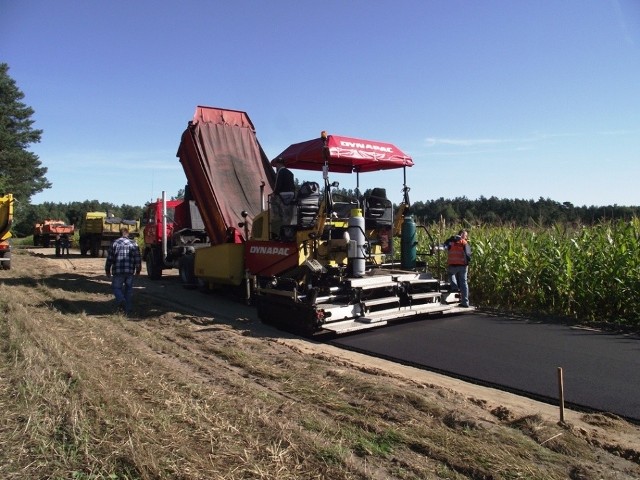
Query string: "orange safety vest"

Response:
xmin=447 ymin=239 xmax=468 ymax=266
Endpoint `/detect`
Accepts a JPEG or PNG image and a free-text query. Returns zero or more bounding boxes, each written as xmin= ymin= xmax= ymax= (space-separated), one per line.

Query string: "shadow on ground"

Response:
xmin=4 ymin=265 xmax=298 ymax=340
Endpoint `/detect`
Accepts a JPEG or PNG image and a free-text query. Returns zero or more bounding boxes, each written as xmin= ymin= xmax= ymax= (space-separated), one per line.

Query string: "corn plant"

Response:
xmin=412 ymin=218 xmax=640 ymax=328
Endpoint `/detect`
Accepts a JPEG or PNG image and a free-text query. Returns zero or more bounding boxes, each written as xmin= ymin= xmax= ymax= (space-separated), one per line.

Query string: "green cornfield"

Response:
xmin=412 ymin=218 xmax=640 ymax=328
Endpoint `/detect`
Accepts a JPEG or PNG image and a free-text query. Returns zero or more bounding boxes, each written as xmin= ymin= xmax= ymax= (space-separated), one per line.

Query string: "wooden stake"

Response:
xmin=557 ymin=367 xmax=565 ymax=423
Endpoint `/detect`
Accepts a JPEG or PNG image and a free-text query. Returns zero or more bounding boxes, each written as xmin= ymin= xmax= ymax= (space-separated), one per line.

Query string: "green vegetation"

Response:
xmin=417 ymin=218 xmax=640 ymax=328
xmin=0 ymin=63 xmax=51 ymax=201
xmin=330 ymin=188 xmax=639 ymax=226
xmin=411 ymin=196 xmax=640 ymax=226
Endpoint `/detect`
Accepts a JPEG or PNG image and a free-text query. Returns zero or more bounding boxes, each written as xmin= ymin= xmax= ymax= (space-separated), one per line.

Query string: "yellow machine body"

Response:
xmin=194 ymin=243 xmax=245 ymax=286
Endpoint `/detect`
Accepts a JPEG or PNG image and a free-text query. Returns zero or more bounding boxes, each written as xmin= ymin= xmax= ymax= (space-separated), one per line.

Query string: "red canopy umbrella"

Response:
xmin=272 ymin=134 xmax=414 ymax=173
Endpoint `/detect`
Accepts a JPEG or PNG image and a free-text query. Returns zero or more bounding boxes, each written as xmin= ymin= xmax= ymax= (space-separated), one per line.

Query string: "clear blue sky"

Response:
xmin=2 ymin=0 xmax=639 ymax=208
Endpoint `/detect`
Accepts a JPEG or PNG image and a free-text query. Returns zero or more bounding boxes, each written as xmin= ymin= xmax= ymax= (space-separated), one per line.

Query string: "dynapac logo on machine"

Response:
xmin=246 ymin=241 xmax=298 ymax=276
xmin=249 ymin=246 xmax=291 ymax=256
xmin=339 ymin=140 xmax=393 ymax=153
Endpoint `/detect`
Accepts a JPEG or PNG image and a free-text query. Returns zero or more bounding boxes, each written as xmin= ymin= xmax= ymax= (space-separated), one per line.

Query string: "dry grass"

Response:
xmin=1 ymin=250 xmax=639 ymax=479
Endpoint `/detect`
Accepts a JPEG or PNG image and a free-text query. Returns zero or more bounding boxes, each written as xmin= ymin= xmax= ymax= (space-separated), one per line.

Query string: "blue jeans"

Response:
xmin=111 ymin=274 xmax=135 ymax=314
xmin=448 ymin=265 xmax=469 ymax=306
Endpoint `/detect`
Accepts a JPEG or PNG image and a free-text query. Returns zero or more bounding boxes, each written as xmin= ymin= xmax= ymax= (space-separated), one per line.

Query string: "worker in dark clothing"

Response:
xmin=444 ymin=229 xmax=472 ymax=307
xmin=60 ymin=234 xmax=70 ymax=256
xmin=54 ymin=234 xmax=62 ymax=257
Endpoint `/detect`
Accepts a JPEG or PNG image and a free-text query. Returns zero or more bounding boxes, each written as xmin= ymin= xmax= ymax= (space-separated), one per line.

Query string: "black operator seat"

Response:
xmin=331 ymin=192 xmax=359 ymax=219
xmin=364 ymin=187 xmax=393 ymax=229
xmin=274 ymin=165 xmax=296 ymax=205
xmin=296 ymin=181 xmax=321 ymax=228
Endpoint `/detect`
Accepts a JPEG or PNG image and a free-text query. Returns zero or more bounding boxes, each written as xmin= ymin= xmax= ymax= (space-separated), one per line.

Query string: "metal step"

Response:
xmin=322 ymin=318 xmax=388 ymax=334
xmin=362 ymin=296 xmax=400 ymax=307
xmin=402 ymin=278 xmax=439 ymax=285
xmin=407 ymin=292 xmax=441 ymax=301
xmin=394 ymin=273 xmax=438 ymax=283
xmin=349 ymin=277 xmax=397 ymax=290
xmin=322 ymin=303 xmax=477 ymax=334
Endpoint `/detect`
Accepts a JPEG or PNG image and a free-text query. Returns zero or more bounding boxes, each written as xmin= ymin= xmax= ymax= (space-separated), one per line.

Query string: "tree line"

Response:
xmin=332 ymin=188 xmax=640 ymax=227
xmin=13 ymin=201 xmax=145 ymax=238
xmin=408 ymin=196 xmax=640 ymax=226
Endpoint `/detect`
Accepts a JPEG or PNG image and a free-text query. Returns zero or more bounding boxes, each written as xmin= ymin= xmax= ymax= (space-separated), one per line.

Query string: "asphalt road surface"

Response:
xmin=331 ymin=313 xmax=640 ymax=422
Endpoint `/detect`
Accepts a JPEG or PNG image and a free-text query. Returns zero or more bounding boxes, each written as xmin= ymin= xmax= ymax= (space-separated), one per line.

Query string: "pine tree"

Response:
xmin=0 ymin=63 xmax=51 ymax=201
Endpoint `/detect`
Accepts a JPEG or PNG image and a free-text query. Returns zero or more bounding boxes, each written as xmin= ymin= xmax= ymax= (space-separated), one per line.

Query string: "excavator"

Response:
xmin=174 ymin=106 xmax=470 ymax=335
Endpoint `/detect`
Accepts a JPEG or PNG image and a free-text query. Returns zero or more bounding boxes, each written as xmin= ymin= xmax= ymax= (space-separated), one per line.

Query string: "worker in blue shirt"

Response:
xmin=105 ymin=227 xmax=142 ymax=315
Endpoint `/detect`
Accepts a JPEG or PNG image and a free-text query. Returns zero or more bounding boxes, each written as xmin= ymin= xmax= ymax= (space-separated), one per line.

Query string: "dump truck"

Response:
xmin=79 ymin=212 xmax=140 ymax=257
xmin=33 ymin=219 xmax=75 ymax=247
xmin=0 ymin=194 xmax=14 ymax=270
xmin=142 ymin=189 xmax=209 ymax=281
xmin=173 ymin=106 xmax=470 ymax=335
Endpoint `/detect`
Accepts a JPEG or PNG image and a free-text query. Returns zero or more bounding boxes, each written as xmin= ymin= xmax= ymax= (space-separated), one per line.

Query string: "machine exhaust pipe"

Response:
xmin=260 ymin=181 xmax=265 ymax=212
xmin=162 ymin=191 xmax=168 ymax=265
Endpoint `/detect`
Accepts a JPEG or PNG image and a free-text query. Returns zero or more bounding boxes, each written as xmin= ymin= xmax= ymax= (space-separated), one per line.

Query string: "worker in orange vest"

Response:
xmin=444 ymin=229 xmax=472 ymax=307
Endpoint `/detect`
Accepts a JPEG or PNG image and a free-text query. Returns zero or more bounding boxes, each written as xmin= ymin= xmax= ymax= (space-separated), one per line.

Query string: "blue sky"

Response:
xmin=2 ymin=0 xmax=639 ymax=208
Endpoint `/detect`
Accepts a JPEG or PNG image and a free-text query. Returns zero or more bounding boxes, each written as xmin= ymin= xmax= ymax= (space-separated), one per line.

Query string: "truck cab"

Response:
xmin=142 ymin=194 xmax=209 ymax=280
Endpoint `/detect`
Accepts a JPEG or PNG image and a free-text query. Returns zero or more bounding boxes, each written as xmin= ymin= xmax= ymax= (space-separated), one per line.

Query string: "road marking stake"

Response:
xmin=557 ymin=367 xmax=565 ymax=423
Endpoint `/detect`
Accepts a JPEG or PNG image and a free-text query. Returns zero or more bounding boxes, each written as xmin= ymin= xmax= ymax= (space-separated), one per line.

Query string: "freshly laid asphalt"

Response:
xmin=330 ymin=313 xmax=640 ymax=422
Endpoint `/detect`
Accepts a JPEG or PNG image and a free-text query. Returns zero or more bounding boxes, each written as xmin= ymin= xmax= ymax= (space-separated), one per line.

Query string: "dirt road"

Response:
xmin=2 ymin=247 xmax=639 ymax=479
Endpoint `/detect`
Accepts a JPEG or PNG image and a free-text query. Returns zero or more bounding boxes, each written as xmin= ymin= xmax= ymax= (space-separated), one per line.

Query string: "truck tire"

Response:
xmin=1 ymin=252 xmax=10 ymax=270
xmin=179 ymin=254 xmax=197 ymax=289
xmin=146 ymin=248 xmax=163 ymax=280
xmin=90 ymin=238 xmax=100 ymax=257
xmin=79 ymin=237 xmax=88 ymax=256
